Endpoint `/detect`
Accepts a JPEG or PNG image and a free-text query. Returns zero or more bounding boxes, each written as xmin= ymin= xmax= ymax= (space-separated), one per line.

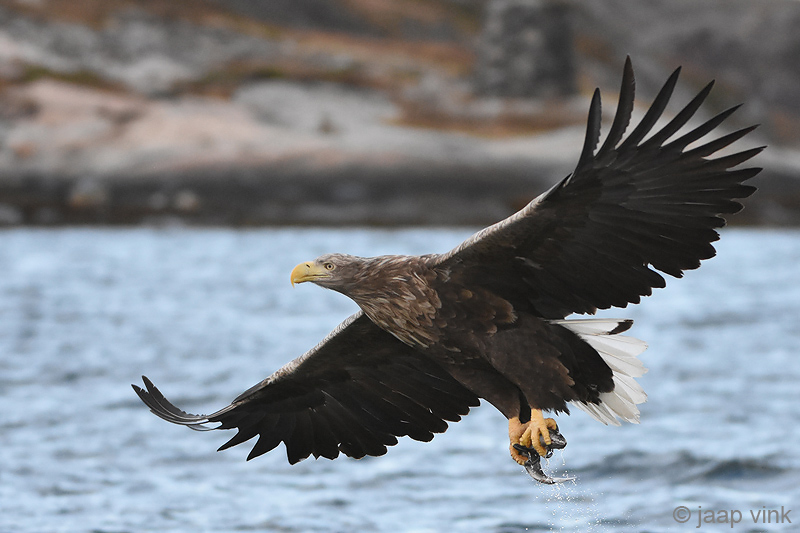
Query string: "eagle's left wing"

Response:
xmin=433 ymin=57 xmax=763 ymax=319
xmin=133 ymin=312 xmax=479 ymax=464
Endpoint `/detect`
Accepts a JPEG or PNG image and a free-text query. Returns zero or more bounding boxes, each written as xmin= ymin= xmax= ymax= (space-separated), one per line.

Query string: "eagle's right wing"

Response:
xmin=133 ymin=312 xmax=479 ymax=464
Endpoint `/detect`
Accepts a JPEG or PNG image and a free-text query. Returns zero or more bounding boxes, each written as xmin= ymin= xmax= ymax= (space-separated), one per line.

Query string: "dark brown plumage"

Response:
xmin=133 ymin=57 xmax=762 ymax=469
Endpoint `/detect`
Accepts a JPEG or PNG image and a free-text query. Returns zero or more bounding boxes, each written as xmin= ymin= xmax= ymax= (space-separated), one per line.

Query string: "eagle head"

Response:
xmin=290 ymin=253 xmax=363 ymax=292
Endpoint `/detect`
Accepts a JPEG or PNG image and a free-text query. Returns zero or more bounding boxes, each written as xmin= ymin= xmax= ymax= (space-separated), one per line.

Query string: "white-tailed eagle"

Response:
xmin=133 ymin=58 xmax=762 ymax=479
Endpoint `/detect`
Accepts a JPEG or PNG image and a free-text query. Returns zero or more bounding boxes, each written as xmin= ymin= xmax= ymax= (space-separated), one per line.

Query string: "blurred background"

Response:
xmin=2 ymin=2 xmax=800 ymax=533
xmin=0 ymin=0 xmax=798 ymax=227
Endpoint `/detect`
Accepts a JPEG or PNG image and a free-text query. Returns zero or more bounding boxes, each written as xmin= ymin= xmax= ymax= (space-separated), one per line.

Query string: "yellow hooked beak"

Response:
xmin=290 ymin=261 xmax=328 ymax=286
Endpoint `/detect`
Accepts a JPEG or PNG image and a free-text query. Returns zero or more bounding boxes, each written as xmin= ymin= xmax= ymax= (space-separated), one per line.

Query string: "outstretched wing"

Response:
xmin=433 ymin=57 xmax=763 ymax=319
xmin=133 ymin=312 xmax=479 ymax=464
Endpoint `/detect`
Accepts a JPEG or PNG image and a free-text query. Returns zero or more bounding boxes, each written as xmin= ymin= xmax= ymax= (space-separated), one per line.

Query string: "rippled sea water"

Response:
xmin=1 ymin=227 xmax=798 ymax=533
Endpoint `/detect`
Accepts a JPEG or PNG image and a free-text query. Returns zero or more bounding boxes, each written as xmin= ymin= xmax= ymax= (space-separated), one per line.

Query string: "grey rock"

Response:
xmin=0 ymin=6 xmax=279 ymax=95
xmin=68 ymin=178 xmax=108 ymax=208
xmin=474 ymin=0 xmax=577 ymax=98
xmin=572 ymin=0 xmax=800 ymax=144
xmin=0 ymin=202 xmax=22 ymax=225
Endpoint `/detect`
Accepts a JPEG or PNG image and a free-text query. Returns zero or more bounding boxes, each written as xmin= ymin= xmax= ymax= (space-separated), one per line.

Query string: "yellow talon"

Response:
xmin=508 ymin=409 xmax=558 ymax=464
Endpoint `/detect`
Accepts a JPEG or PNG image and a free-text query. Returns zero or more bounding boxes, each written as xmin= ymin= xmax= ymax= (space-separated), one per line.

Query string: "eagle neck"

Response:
xmin=342 ymin=255 xmax=441 ymax=348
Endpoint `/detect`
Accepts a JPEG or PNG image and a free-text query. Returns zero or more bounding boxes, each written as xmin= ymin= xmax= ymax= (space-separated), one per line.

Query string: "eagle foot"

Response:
xmin=508 ymin=411 xmax=574 ymax=483
xmin=509 ymin=410 xmax=558 ymax=463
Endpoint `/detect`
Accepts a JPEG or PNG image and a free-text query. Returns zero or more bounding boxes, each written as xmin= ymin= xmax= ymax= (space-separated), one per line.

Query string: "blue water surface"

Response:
xmin=0 ymin=227 xmax=798 ymax=533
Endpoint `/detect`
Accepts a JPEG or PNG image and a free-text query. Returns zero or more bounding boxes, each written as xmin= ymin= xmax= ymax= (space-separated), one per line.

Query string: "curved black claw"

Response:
xmin=513 ymin=427 xmax=575 ymax=484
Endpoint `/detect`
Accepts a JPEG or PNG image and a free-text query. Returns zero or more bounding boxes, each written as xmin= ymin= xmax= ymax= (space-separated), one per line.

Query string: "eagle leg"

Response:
xmin=509 ymin=409 xmax=558 ymax=464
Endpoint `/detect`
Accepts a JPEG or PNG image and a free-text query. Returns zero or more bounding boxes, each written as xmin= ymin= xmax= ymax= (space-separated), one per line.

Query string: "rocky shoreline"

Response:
xmin=1 ymin=155 xmax=795 ymax=227
xmin=1 ymin=0 xmax=799 ymax=227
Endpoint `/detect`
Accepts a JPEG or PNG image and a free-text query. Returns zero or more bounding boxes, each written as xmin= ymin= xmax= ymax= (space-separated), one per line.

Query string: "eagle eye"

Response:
xmin=324 ymin=262 xmax=335 ymax=271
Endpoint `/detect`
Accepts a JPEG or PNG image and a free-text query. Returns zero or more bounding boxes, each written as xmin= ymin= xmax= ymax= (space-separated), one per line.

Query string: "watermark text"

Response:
xmin=673 ymin=506 xmax=791 ymax=528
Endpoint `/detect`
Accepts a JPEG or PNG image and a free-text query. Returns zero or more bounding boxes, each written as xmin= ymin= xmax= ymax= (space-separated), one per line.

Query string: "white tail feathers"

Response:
xmin=554 ymin=318 xmax=648 ymax=426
